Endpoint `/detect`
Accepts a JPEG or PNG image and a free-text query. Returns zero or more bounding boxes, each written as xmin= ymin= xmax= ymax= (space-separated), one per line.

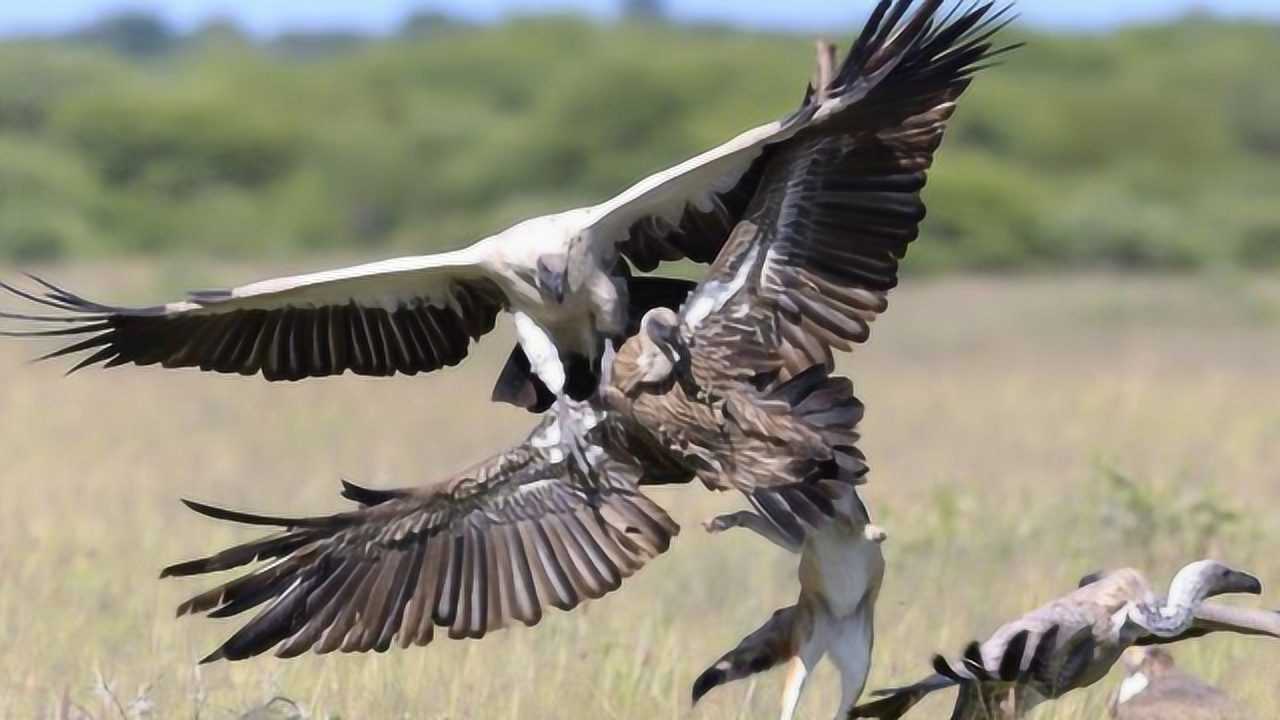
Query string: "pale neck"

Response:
xmin=1119 ymin=599 xmax=1196 ymax=640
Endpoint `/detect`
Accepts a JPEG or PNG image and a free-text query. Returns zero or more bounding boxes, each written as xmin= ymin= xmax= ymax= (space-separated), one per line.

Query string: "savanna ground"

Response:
xmin=1 ymin=264 xmax=1277 ymax=719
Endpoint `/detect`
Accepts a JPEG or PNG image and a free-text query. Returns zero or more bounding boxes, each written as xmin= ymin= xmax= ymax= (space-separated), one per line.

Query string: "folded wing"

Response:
xmin=1 ymin=250 xmax=506 ymax=381
xmin=161 ymin=403 xmax=680 ymax=662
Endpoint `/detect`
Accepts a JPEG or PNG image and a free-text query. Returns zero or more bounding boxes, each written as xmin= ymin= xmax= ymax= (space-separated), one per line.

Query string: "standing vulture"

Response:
xmin=0 ymin=0 xmax=1015 ymax=416
xmin=1110 ymin=647 xmax=1248 ymax=720
xmin=849 ymin=562 xmax=1280 ymax=719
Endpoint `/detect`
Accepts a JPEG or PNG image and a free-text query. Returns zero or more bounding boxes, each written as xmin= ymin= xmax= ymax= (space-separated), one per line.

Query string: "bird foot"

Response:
xmin=702 ymin=513 xmax=741 ymax=534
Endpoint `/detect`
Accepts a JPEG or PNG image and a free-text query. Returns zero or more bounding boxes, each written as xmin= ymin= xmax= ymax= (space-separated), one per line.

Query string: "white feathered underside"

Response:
xmin=181 ymin=245 xmax=496 ymax=316
xmin=585 ymin=121 xmax=782 ymax=239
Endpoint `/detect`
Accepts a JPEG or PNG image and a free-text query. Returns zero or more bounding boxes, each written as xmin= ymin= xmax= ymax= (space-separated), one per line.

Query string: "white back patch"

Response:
xmin=681 ymin=244 xmax=758 ymax=332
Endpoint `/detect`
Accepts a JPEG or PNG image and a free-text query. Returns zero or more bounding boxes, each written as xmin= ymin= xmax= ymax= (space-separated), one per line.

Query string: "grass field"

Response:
xmin=1 ymin=265 xmax=1277 ymax=719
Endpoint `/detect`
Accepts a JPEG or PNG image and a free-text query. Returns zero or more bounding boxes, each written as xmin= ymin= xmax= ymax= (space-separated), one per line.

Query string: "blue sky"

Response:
xmin=1 ymin=0 xmax=1277 ymax=35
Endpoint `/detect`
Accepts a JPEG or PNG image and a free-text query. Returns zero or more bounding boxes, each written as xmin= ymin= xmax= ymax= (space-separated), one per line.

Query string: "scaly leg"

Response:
xmin=512 ymin=312 xmax=597 ymax=471
xmin=829 ymin=606 xmax=875 ymax=719
xmin=780 ymin=639 xmax=825 ymax=720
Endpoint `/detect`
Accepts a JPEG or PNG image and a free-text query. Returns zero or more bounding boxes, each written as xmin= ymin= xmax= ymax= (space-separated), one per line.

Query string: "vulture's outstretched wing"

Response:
xmin=1 ymin=249 xmax=506 ymax=381
xmin=674 ymin=0 xmax=1013 ymax=386
xmin=587 ymin=0 xmax=1014 ymax=280
xmin=162 ymin=403 xmax=681 ymax=663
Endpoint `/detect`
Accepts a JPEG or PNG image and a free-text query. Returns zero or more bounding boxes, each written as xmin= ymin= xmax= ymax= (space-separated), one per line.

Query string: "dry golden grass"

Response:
xmin=1 ymin=264 xmax=1277 ymax=719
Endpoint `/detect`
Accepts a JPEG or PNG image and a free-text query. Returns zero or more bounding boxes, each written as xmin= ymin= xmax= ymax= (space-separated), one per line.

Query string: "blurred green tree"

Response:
xmin=74 ymin=11 xmax=175 ymax=57
xmin=623 ymin=0 xmax=667 ymax=21
xmin=0 ymin=16 xmax=1274 ymax=268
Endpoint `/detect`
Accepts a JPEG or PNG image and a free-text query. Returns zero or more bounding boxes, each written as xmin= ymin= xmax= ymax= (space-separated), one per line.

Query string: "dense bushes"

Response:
xmin=0 ymin=16 xmax=1276 ymax=270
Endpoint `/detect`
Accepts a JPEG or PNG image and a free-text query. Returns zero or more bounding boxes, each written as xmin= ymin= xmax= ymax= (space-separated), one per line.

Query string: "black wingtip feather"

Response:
xmin=339 ymin=479 xmax=406 ymax=507
xmin=1026 ymin=625 xmax=1059 ymax=680
xmin=179 ymin=497 xmax=344 ymax=530
xmin=933 ymin=654 xmax=961 ymax=681
xmin=962 ymin=640 xmax=987 ymax=680
xmin=998 ymin=630 xmax=1029 ymax=681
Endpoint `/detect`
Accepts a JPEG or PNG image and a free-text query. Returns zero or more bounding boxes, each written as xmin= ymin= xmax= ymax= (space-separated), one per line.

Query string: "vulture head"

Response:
xmin=610 ymin=308 xmax=680 ymax=397
xmin=536 ymin=256 xmax=568 ymax=304
xmin=1167 ymin=560 xmax=1262 ymax=606
xmin=1122 ymin=560 xmax=1262 ymax=640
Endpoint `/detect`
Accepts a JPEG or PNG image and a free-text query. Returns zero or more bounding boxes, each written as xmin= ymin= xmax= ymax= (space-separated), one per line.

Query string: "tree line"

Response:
xmin=0 ymin=13 xmax=1276 ymax=270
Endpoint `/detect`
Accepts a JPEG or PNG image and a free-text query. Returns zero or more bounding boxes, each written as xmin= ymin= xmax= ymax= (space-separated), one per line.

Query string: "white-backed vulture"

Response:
xmin=850 ymin=562 xmax=1280 ymax=719
xmin=1110 ymin=647 xmax=1248 ymax=720
xmin=691 ymin=493 xmax=887 ymax=720
xmin=0 ymin=0 xmax=1015 ymax=416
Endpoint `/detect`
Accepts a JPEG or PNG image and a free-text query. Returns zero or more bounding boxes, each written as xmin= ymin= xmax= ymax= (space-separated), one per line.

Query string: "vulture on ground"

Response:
xmin=1110 ymin=647 xmax=1248 ymax=720
xmin=849 ymin=562 xmax=1280 ymax=719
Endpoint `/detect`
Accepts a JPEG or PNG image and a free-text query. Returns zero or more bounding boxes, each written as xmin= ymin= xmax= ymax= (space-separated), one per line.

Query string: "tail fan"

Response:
xmin=748 ymin=365 xmax=869 ymax=544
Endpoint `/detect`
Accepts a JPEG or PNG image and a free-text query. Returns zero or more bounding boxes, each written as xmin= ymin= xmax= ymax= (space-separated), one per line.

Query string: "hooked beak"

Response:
xmin=537 ymin=259 xmax=566 ymax=304
xmin=1218 ymin=569 xmax=1263 ymax=597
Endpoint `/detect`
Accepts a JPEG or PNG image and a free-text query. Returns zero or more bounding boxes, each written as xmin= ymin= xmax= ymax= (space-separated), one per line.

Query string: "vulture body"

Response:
xmin=692 ymin=494 xmax=887 ymax=720
xmin=0 ymin=0 xmax=1011 ymax=415
xmin=1110 ymin=647 xmax=1248 ymax=720
xmin=850 ymin=563 xmax=1279 ymax=720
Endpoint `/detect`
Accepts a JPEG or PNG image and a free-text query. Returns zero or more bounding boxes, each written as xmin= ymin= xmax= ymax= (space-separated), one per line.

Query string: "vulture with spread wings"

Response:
xmin=603 ymin=0 xmax=1010 ymax=542
xmin=157 ymin=0 xmax=1010 ymax=663
xmin=0 ymin=0 xmax=1013 ymax=417
xmin=163 ymin=398 xmax=686 ymax=662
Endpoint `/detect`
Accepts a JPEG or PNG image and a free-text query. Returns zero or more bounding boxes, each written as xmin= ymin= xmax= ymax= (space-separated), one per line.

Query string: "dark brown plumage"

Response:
xmin=606 ymin=0 xmax=1011 ymax=543
xmin=618 ymin=0 xmax=1015 ymax=280
xmin=163 ymin=401 xmax=683 ymax=663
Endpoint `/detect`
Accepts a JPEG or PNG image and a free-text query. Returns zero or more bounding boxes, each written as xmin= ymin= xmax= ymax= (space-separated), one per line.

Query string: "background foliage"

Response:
xmin=1 ymin=14 xmax=1277 ymax=269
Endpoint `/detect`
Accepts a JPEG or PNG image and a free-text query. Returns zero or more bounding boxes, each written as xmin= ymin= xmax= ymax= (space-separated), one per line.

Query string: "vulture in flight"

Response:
xmin=692 ymin=491 xmax=888 ymax=720
xmin=154 ymin=0 xmax=1011 ymax=664
xmin=849 ymin=562 xmax=1280 ymax=719
xmin=0 ymin=0 xmax=1014 ymax=418
xmin=600 ymin=0 xmax=1011 ymax=543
